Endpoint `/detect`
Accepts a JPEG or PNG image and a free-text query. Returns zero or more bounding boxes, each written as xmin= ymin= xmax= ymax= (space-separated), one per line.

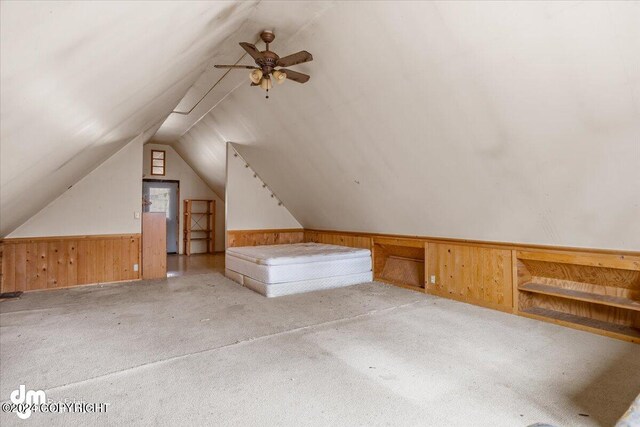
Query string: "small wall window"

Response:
xmin=151 ymin=150 xmax=166 ymax=176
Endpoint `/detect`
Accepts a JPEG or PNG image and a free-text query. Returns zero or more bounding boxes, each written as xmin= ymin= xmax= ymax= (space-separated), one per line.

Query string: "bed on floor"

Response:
xmin=225 ymin=242 xmax=373 ymax=297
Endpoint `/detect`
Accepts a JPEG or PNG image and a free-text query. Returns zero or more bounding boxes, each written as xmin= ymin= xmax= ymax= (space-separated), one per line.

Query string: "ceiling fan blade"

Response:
xmin=279 ymin=68 xmax=310 ymax=83
xmin=276 ymin=51 xmax=313 ymax=67
xmin=239 ymin=42 xmax=263 ymax=60
xmin=214 ymin=65 xmax=259 ymax=69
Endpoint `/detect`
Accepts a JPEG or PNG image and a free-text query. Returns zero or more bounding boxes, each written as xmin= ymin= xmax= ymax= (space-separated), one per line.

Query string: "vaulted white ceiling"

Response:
xmin=176 ymin=1 xmax=640 ymax=250
xmin=2 ymin=1 xmax=639 ymax=249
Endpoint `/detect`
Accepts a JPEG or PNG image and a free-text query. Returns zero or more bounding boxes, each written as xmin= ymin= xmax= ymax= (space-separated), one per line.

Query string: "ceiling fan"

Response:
xmin=214 ymin=30 xmax=312 ymax=99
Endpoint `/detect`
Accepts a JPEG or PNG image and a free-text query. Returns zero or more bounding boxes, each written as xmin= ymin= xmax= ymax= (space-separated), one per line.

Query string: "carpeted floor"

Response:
xmin=1 ymin=272 xmax=638 ymax=426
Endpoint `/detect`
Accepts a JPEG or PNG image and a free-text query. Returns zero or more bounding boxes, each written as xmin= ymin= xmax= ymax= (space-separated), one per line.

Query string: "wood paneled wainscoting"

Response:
xmin=304 ymin=229 xmax=640 ymax=343
xmin=227 ymin=229 xmax=304 ymax=248
xmin=0 ymin=234 xmax=141 ymax=293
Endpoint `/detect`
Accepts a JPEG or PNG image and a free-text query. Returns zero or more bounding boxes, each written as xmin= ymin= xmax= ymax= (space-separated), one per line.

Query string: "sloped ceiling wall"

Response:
xmin=0 ymin=0 xmax=259 ymax=236
xmin=226 ymin=144 xmax=301 ymax=231
xmin=179 ymin=1 xmax=640 ymax=250
xmin=3 ymin=2 xmax=639 ymax=250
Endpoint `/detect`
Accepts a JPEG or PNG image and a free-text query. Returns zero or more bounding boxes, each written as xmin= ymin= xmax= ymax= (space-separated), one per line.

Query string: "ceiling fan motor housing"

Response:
xmin=257 ymin=50 xmax=279 ymax=74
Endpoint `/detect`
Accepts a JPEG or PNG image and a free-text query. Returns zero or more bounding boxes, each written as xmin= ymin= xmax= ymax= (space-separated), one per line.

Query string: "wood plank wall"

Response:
xmin=426 ymin=243 xmax=513 ymax=312
xmin=227 ymin=229 xmax=305 ymax=248
xmin=0 ymin=234 xmax=141 ymax=293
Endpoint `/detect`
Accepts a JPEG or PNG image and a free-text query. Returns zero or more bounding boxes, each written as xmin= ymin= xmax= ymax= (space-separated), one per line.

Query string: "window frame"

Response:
xmin=150 ymin=150 xmax=166 ymax=176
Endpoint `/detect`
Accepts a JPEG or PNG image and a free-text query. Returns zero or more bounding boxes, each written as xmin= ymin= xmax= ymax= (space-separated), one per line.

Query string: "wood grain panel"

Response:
xmin=3 ymin=244 xmax=15 ymax=293
xmin=227 ymin=229 xmax=304 ymax=248
xmin=0 ymin=234 xmax=141 ymax=293
xmin=426 ymin=243 xmax=513 ymax=312
xmin=304 ymin=230 xmax=372 ymax=249
xmin=142 ymin=213 xmax=167 ymax=279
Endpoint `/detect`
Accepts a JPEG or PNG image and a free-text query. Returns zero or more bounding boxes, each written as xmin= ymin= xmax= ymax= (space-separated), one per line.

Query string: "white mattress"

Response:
xmin=235 ymin=270 xmax=373 ymax=298
xmin=225 ymin=243 xmax=371 ymax=265
xmin=225 ymin=243 xmax=372 ymax=284
xmin=225 ymin=243 xmax=373 ymax=297
xmin=226 ymin=253 xmax=371 ymax=284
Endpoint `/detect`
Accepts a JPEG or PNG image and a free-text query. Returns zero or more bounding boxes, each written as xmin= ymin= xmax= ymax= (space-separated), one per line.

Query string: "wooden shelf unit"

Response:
xmin=183 ymin=199 xmax=215 ymax=255
xmin=515 ymin=250 xmax=640 ymax=343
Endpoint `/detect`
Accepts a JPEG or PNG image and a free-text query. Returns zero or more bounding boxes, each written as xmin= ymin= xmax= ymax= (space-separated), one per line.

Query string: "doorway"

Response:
xmin=142 ymin=179 xmax=179 ymax=254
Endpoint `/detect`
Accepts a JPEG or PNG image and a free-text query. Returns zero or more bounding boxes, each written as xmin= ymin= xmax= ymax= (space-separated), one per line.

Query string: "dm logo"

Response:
xmin=10 ymin=385 xmax=46 ymax=419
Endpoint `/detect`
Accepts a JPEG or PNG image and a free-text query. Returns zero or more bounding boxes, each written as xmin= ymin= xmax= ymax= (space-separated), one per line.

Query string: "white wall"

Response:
xmin=143 ymin=143 xmax=225 ymax=253
xmin=8 ymin=136 xmax=144 ymax=237
xmin=226 ymin=144 xmax=301 ymax=232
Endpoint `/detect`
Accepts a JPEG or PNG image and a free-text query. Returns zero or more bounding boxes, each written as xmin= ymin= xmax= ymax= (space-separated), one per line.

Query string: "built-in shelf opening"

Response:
xmin=519 ymin=282 xmax=640 ymax=312
xmin=373 ymin=238 xmax=425 ymax=292
xmin=516 ymin=251 xmax=640 ymax=343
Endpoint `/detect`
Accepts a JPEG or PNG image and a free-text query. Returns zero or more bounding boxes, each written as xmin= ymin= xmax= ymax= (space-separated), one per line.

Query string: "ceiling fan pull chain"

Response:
xmin=266 ymin=89 xmax=269 ymax=99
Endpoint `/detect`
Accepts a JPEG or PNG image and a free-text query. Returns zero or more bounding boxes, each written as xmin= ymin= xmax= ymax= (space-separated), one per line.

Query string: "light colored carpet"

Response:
xmin=1 ymin=272 xmax=638 ymax=426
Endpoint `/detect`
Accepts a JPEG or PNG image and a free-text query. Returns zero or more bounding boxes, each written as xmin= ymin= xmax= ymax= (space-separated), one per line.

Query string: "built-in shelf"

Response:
xmin=516 ymin=250 xmax=640 ymax=344
xmin=519 ymin=282 xmax=640 ymax=312
xmin=373 ymin=238 xmax=425 ymax=292
xmin=521 ymin=307 xmax=640 ymax=342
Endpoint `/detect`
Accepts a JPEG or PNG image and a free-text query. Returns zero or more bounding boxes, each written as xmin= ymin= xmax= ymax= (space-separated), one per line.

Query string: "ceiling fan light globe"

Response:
xmin=272 ymin=70 xmax=287 ymax=84
xmin=249 ymin=69 xmax=263 ymax=84
xmin=260 ymin=77 xmax=272 ymax=91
